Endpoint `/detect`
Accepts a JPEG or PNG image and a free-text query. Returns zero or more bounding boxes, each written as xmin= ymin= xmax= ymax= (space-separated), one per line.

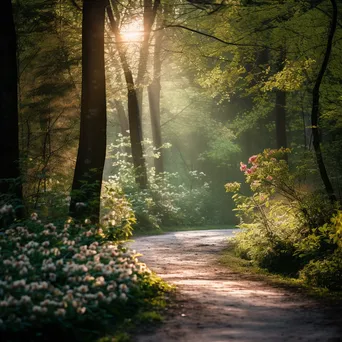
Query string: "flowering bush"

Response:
xmin=105 ymin=134 xmax=212 ymax=228
xmin=0 ymin=215 xmax=167 ymax=340
xmin=225 ymin=149 xmax=308 ymax=274
xmin=225 ymin=149 xmax=342 ymax=282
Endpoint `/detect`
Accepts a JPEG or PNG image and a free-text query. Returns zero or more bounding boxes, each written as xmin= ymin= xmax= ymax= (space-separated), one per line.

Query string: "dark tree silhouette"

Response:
xmin=69 ymin=0 xmax=107 ymax=222
xmin=311 ymin=0 xmax=337 ymax=202
xmin=0 ymin=0 xmax=24 ymax=218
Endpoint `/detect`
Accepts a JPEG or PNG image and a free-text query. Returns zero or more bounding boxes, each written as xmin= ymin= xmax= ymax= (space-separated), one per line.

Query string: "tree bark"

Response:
xmin=106 ymin=2 xmax=148 ymax=188
xmin=0 ymin=0 xmax=24 ymax=218
xmin=274 ymin=47 xmax=288 ymax=162
xmin=275 ymin=89 xmax=287 ymax=150
xmin=136 ymin=0 xmax=160 ymax=112
xmin=148 ymin=10 xmax=164 ymax=174
xmin=69 ymin=0 xmax=107 ymax=222
xmin=311 ymin=0 xmax=337 ymax=202
xmin=114 ymin=100 xmax=129 ymax=137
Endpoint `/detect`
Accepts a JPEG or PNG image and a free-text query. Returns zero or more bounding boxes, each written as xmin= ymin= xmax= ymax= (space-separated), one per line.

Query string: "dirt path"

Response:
xmin=130 ymin=229 xmax=342 ymax=342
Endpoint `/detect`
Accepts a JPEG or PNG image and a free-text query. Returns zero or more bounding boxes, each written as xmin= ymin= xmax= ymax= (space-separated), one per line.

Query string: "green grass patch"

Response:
xmin=133 ymin=224 xmax=236 ymax=237
xmin=220 ymin=243 xmax=342 ymax=302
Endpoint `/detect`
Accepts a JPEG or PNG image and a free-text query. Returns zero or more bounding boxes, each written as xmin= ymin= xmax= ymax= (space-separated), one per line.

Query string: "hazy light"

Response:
xmin=120 ymin=20 xmax=143 ymax=42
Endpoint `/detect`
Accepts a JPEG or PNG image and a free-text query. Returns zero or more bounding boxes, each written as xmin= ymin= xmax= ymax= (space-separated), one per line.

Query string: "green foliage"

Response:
xmin=225 ymin=148 xmax=329 ymax=275
xmin=226 ymin=149 xmax=342 ymax=289
xmin=299 ymin=250 xmax=342 ymax=291
xmin=0 ymin=213 xmax=169 ymax=341
xmin=105 ymin=134 xmax=213 ymax=229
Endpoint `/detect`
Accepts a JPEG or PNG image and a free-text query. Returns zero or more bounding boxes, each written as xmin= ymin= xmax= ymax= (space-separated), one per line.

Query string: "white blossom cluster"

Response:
xmin=0 ymin=218 xmax=151 ymax=331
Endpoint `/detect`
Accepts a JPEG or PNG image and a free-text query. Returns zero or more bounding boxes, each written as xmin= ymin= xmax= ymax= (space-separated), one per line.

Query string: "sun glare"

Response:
xmin=120 ymin=20 xmax=143 ymax=42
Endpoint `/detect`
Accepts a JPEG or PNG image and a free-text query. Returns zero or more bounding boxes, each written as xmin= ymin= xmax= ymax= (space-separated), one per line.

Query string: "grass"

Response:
xmin=219 ymin=242 xmax=342 ymax=302
xmin=132 ymin=224 xmax=236 ymax=237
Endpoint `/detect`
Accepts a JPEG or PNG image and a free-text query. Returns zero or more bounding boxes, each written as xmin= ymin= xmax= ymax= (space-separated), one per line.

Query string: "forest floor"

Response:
xmin=130 ymin=229 xmax=342 ymax=342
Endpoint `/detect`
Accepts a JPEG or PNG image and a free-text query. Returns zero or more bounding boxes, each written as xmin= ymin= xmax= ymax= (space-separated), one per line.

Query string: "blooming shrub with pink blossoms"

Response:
xmin=225 ymin=149 xmax=342 ymax=289
xmin=0 ymin=216 xmax=168 ymax=340
xmin=225 ymin=148 xmax=310 ymax=274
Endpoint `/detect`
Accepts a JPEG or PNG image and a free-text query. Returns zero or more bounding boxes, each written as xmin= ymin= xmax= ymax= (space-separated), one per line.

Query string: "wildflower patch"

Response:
xmin=0 ymin=217 xmax=164 ymax=339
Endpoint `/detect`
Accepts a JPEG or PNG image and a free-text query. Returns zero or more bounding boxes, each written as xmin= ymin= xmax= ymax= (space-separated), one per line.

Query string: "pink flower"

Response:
xmin=245 ymin=165 xmax=257 ymax=175
xmin=240 ymin=162 xmax=247 ymax=172
xmin=266 ymin=175 xmax=273 ymax=181
xmin=248 ymin=155 xmax=258 ymax=164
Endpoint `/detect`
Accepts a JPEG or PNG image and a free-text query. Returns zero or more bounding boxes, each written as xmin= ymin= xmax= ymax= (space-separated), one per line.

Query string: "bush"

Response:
xmin=225 ymin=148 xmax=338 ymax=276
xmin=225 ymin=149 xmax=342 ymax=290
xmin=105 ymin=135 xmax=212 ymax=229
xmin=0 ymin=214 xmax=168 ymax=341
xmin=299 ymin=251 xmax=342 ymax=290
xmin=225 ymin=149 xmax=308 ymax=274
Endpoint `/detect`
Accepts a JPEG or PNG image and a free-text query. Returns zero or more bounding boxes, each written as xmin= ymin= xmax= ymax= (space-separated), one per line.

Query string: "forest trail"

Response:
xmin=130 ymin=229 xmax=342 ymax=342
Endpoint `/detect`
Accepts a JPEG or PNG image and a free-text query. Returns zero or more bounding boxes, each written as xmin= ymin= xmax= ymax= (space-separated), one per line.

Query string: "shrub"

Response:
xmin=299 ymin=250 xmax=342 ymax=290
xmin=225 ymin=149 xmax=308 ymax=273
xmin=225 ymin=149 xmax=342 ymax=288
xmin=0 ymin=214 xmax=167 ymax=340
xmin=105 ymin=134 xmax=212 ymax=228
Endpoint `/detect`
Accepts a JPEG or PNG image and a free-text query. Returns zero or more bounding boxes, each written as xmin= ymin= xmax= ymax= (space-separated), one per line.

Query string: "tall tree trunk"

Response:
xmin=69 ymin=0 xmax=107 ymax=222
xmin=148 ymin=10 xmax=164 ymax=174
xmin=311 ymin=0 xmax=337 ymax=202
xmin=0 ymin=0 xmax=24 ymax=219
xmin=114 ymin=99 xmax=131 ymax=158
xmin=106 ymin=2 xmax=149 ymax=188
xmin=275 ymin=89 xmax=287 ymax=150
xmin=136 ymin=0 xmax=161 ymax=110
xmin=114 ymin=99 xmax=129 ymax=137
xmin=275 ymin=47 xmax=287 ymax=159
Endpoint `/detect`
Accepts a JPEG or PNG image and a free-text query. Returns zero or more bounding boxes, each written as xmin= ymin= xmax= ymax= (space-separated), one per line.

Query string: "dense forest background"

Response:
xmin=4 ymin=0 xmax=342 ymax=228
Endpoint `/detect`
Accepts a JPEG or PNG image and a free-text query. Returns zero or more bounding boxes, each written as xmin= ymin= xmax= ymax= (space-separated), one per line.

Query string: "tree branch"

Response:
xmin=70 ymin=0 xmax=82 ymax=11
xmin=163 ymin=24 xmax=280 ymax=50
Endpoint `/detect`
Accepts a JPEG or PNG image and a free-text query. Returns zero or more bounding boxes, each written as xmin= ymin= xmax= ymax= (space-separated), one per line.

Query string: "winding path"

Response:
xmin=130 ymin=229 xmax=341 ymax=342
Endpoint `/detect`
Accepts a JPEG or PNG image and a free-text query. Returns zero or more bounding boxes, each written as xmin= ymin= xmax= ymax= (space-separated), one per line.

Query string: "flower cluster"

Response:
xmin=0 ymin=205 xmax=13 ymax=215
xmin=0 ymin=217 xmax=151 ymax=332
xmin=106 ymin=134 xmax=213 ymax=227
xmin=238 ymin=148 xmax=291 ymax=190
xmin=224 ymin=182 xmax=241 ymax=193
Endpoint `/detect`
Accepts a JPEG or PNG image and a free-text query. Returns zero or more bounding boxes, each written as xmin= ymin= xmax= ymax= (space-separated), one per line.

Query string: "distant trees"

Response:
xmin=106 ymin=0 xmax=161 ymax=189
xmin=148 ymin=8 xmax=165 ymax=174
xmin=171 ymin=0 xmax=341 ymax=200
xmin=0 ymin=0 xmax=23 ymax=217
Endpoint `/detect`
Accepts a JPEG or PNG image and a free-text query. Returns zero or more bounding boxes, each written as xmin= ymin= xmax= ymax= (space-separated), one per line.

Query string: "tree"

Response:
xmin=69 ymin=0 xmax=107 ymax=222
xmin=106 ymin=0 xmax=160 ymax=189
xmin=148 ymin=8 xmax=164 ymax=174
xmin=0 ymin=0 xmax=24 ymax=218
xmin=310 ymin=0 xmax=337 ymax=202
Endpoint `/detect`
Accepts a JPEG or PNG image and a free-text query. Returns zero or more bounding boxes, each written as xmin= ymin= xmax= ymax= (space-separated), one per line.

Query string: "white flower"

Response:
xmin=97 ymin=291 xmax=105 ymax=300
xmin=119 ymin=283 xmax=129 ymax=293
xmin=78 ymin=285 xmax=88 ymax=293
xmin=56 ymin=259 xmax=63 ymax=266
xmin=19 ymin=295 xmax=32 ymax=305
xmin=94 ymin=276 xmax=106 ymax=287
xmin=77 ymin=307 xmax=86 ymax=314
xmin=119 ymin=293 xmax=127 ymax=301
xmin=31 ymin=212 xmax=38 ymax=221
xmin=19 ymin=267 xmax=28 ymax=275
xmin=0 ymin=204 xmax=13 ymax=214
xmin=54 ymin=308 xmax=66 ymax=317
